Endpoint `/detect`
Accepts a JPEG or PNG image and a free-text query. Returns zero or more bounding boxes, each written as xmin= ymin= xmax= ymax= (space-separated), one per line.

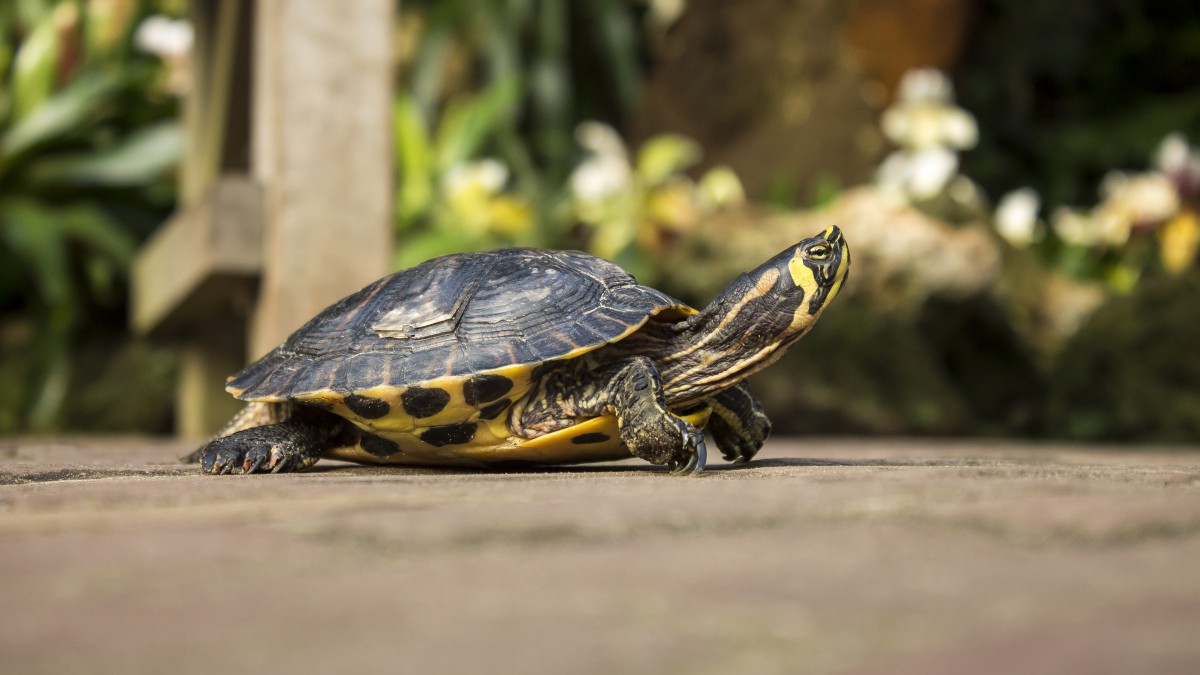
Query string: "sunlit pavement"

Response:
xmin=2 ymin=437 xmax=1199 ymax=674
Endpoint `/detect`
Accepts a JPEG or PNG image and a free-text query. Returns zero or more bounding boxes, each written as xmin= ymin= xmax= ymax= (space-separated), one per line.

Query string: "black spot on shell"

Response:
xmin=571 ymin=432 xmax=610 ymax=445
xmin=463 ymin=374 xmax=514 ymax=406
xmin=360 ymin=433 xmax=401 ymax=457
xmin=344 ymin=394 xmax=391 ymax=419
xmin=420 ymin=423 xmax=477 ymax=447
xmin=478 ymin=398 xmax=511 ymax=420
xmin=402 ymin=387 xmax=451 ymax=418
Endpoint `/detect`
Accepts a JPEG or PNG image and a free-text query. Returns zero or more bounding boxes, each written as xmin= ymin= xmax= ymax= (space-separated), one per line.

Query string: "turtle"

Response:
xmin=193 ymin=225 xmax=850 ymax=476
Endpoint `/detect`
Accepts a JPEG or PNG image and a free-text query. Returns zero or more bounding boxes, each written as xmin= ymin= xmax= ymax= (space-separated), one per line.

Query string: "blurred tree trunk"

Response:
xmin=632 ymin=0 xmax=971 ymax=204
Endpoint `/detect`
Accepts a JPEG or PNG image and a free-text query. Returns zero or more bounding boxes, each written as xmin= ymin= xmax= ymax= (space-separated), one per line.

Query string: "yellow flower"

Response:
xmin=645 ymin=179 xmax=699 ymax=233
xmin=486 ymin=196 xmax=533 ymax=237
xmin=1159 ymin=211 xmax=1200 ymax=274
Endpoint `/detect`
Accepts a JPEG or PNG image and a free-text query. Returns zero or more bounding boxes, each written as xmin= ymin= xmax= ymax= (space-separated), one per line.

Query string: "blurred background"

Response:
xmin=1 ymin=0 xmax=1199 ymax=444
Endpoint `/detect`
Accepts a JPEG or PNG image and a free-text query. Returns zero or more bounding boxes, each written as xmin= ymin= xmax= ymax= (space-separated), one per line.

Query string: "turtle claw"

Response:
xmin=269 ymin=455 xmax=291 ymax=473
xmin=668 ymin=427 xmax=707 ymax=476
xmin=242 ymin=448 xmax=269 ymax=474
xmin=202 ymin=442 xmax=245 ymax=475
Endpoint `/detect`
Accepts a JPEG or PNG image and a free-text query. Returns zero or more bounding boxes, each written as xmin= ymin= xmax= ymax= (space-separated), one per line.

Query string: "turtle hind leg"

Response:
xmin=197 ymin=406 xmax=348 ymax=475
xmin=180 ymin=402 xmax=292 ymax=464
xmin=707 ymin=382 xmax=771 ymax=464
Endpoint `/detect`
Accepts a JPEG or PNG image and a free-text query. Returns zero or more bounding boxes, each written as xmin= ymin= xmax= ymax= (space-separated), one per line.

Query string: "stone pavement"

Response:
xmin=2 ymin=437 xmax=1198 ymax=674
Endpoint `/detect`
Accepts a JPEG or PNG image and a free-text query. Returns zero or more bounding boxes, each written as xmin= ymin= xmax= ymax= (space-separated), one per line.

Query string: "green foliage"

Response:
xmin=957 ymin=0 xmax=1200 ymax=207
xmin=0 ymin=0 xmax=181 ymax=431
xmin=395 ymin=0 xmax=654 ymax=261
xmin=401 ymin=0 xmax=644 ymax=185
xmin=393 ymin=80 xmax=538 ymax=268
xmin=1049 ymin=269 xmax=1200 ymax=442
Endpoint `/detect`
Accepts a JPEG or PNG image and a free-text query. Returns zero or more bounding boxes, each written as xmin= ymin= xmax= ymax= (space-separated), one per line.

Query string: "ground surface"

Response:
xmin=2 ymin=437 xmax=1198 ymax=674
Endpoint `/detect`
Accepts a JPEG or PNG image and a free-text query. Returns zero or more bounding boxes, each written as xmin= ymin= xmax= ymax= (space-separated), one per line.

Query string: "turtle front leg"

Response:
xmin=196 ymin=406 xmax=348 ymax=475
xmin=707 ymin=382 xmax=772 ymax=464
xmin=529 ymin=356 xmax=707 ymax=475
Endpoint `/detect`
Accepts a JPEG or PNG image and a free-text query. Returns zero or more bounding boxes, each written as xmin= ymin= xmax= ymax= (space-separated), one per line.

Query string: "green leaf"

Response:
xmin=433 ymin=78 xmax=522 ymax=174
xmin=0 ymin=72 xmax=121 ymax=160
xmin=698 ymin=165 xmax=747 ymax=209
xmin=0 ymin=36 xmax=13 ymax=95
xmin=0 ymin=197 xmax=72 ymax=308
xmin=16 ymin=0 xmax=56 ymax=29
xmin=8 ymin=2 xmax=61 ymax=121
xmin=408 ymin=20 xmax=453 ymax=118
xmin=0 ymin=197 xmax=136 ymax=303
xmin=29 ymin=121 xmax=183 ymax=186
xmin=582 ymin=0 xmax=642 ymax=114
xmin=0 ymin=197 xmax=77 ymax=431
xmin=635 ymin=134 xmax=701 ymax=187
xmin=83 ymin=0 xmax=139 ymax=61
xmin=59 ymin=203 xmax=137 ymax=270
xmin=393 ymin=230 xmax=486 ymax=270
xmin=530 ymin=0 xmax=570 ymax=174
xmin=394 ymin=94 xmax=434 ymax=225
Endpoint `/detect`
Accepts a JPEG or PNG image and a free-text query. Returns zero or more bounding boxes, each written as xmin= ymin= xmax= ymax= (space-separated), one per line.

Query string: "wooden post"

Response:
xmin=134 ymin=0 xmax=257 ymax=439
xmin=132 ymin=0 xmax=395 ymax=439
xmin=249 ymin=0 xmax=395 ymax=358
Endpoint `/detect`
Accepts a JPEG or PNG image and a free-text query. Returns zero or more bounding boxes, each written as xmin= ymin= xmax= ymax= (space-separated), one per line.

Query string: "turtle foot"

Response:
xmin=199 ymin=436 xmax=314 ymax=475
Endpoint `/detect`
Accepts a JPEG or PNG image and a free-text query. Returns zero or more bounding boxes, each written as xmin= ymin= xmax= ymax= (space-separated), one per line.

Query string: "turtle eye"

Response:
xmin=808 ymin=245 xmax=831 ymax=261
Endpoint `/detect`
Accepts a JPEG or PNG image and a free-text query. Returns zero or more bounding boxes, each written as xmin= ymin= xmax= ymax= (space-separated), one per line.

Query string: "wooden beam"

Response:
xmin=131 ymin=176 xmax=262 ymax=337
xmin=182 ymin=0 xmax=252 ymax=206
xmin=131 ymin=175 xmax=262 ymax=439
xmin=249 ymin=0 xmax=395 ymax=358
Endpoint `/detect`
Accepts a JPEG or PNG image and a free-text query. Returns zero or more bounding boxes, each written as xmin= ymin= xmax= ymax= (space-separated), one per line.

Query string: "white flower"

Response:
xmin=442 ymin=159 xmax=509 ymax=199
xmin=1099 ymin=171 xmax=1180 ymax=226
xmin=1052 ymin=208 xmax=1101 ymax=247
xmin=1155 ymin=133 xmax=1192 ymax=174
xmin=877 ymin=147 xmax=958 ymax=200
xmin=575 ymin=121 xmax=628 ymax=160
xmin=570 ymin=156 xmax=631 ymax=203
xmin=896 ymin=68 xmax=954 ymax=104
xmin=646 ymin=0 xmax=687 ymax=31
xmin=1154 ymin=132 xmax=1200 ymax=196
xmin=134 ymin=15 xmax=193 ymax=59
xmin=994 ymin=188 xmax=1040 ymax=246
xmin=570 ymin=122 xmax=632 ymax=203
xmin=882 ymin=69 xmax=978 ymax=151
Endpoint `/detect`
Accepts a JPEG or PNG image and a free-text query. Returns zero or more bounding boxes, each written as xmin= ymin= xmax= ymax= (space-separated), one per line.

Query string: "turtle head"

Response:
xmin=652 ymin=226 xmax=850 ymax=402
xmin=701 ymin=225 xmax=849 ymax=344
xmin=778 ymin=224 xmax=850 ymax=332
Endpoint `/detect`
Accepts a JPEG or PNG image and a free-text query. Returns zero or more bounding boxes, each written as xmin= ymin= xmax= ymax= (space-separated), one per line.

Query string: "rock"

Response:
xmin=663 ymin=188 xmax=1022 ymax=435
xmin=1048 ymin=269 xmax=1200 ymax=442
xmin=996 ymin=247 xmax=1108 ymax=363
xmin=750 ymin=301 xmax=973 ymax=435
xmin=665 ymin=187 xmax=1003 ymax=312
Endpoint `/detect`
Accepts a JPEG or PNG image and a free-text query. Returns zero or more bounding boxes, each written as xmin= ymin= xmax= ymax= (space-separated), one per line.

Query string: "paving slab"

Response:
xmin=1 ymin=437 xmax=1198 ymax=674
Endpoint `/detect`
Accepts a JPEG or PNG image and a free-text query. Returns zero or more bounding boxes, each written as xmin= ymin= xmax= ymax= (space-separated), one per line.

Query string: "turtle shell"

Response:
xmin=226 ymin=248 xmax=696 ymax=466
